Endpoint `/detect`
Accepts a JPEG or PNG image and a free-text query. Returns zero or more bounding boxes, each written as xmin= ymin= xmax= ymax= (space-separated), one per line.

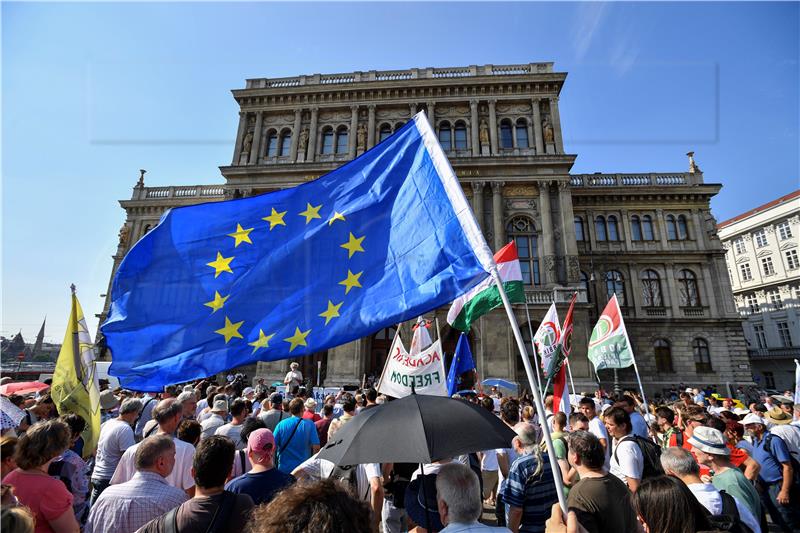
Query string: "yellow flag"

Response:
xmin=51 ymin=287 xmax=101 ymax=459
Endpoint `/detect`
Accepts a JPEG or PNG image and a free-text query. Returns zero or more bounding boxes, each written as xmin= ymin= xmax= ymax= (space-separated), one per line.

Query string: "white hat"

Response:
xmin=243 ymin=387 xmax=255 ymax=396
xmin=733 ymin=407 xmax=749 ymax=416
xmin=685 ymin=388 xmax=693 ymax=393
xmin=183 ymin=385 xmax=195 ymax=393
xmin=688 ymin=426 xmax=730 ymax=456
xmin=741 ymin=413 xmax=766 ymax=426
xmin=211 ymin=399 xmax=228 ymax=413
xmin=305 ymin=397 xmax=317 ymax=409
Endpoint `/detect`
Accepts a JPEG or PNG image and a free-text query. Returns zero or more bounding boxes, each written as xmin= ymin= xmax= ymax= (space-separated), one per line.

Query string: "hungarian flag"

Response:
xmin=552 ymin=364 xmax=571 ymax=422
xmin=447 ymin=242 xmax=525 ymax=332
xmin=588 ymin=294 xmax=634 ymax=371
xmin=542 ymin=293 xmax=577 ymax=380
xmin=535 ymin=302 xmax=561 ymax=380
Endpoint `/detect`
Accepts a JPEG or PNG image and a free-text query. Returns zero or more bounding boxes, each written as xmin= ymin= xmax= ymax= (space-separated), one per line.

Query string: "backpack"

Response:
xmin=706 ymin=490 xmax=753 ymax=533
xmin=48 ymin=460 xmax=72 ymax=493
xmin=329 ymin=464 xmax=359 ymax=494
xmin=763 ymin=433 xmax=800 ymax=484
xmin=614 ymin=435 xmax=664 ymax=479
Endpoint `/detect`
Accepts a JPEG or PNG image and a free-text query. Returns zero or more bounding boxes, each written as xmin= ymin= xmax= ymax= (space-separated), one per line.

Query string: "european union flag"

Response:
xmin=102 ymin=113 xmax=494 ymax=390
xmin=447 ymin=333 xmax=476 ymax=396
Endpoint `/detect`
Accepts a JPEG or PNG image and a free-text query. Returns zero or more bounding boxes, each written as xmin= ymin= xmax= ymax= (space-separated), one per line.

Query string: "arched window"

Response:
xmin=640 ymin=269 xmax=663 ymax=307
xmin=607 ymin=215 xmax=620 ymax=241
xmin=642 ymin=215 xmax=655 ymax=241
xmin=654 ymin=339 xmax=673 ymax=372
xmin=266 ymin=130 xmax=279 ymax=157
xmin=605 ymin=270 xmax=626 ymax=306
xmin=321 ymin=127 xmax=334 ymax=154
xmin=581 ymin=271 xmax=592 ymax=303
xmin=335 ymin=126 xmax=348 ymax=154
xmin=677 ymin=215 xmax=689 ymax=240
xmin=677 ymin=269 xmax=700 ymax=307
xmin=506 ymin=216 xmax=540 ymax=285
xmin=595 ymin=216 xmax=607 ymax=241
xmin=454 ymin=121 xmax=468 ymax=150
xmin=666 ymin=215 xmax=678 ymax=240
xmin=574 ymin=216 xmax=585 ymax=241
xmin=394 ymin=122 xmax=405 ymax=132
xmin=631 ymin=215 xmax=642 ymax=241
xmin=438 ymin=121 xmax=452 ymax=151
xmin=693 ymin=338 xmax=712 ymax=373
xmin=515 ymin=118 xmax=529 ymax=148
xmin=279 ymin=129 xmax=292 ymax=157
xmin=499 ymin=119 xmax=513 ymax=148
xmin=379 ymin=124 xmax=392 ymax=143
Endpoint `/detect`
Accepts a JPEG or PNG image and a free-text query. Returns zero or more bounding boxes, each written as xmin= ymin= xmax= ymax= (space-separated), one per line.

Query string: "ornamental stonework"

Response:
xmin=504 ymin=185 xmax=536 ymax=197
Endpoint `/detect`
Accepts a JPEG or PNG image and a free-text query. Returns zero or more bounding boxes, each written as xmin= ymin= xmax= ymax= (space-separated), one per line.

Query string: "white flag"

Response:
xmin=534 ymin=303 xmax=562 ymax=380
xmin=377 ymin=338 xmax=448 ymax=398
xmin=794 ymin=359 xmax=800 ymax=405
xmin=410 ymin=316 xmax=433 ymax=355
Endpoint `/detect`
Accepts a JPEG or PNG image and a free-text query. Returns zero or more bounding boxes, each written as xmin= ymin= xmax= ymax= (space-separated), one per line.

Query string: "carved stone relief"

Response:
xmin=504 ymin=185 xmax=537 ymax=197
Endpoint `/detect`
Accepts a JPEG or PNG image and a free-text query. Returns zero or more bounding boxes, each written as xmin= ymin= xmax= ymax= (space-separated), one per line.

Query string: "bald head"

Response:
xmin=152 ymin=398 xmax=183 ymax=434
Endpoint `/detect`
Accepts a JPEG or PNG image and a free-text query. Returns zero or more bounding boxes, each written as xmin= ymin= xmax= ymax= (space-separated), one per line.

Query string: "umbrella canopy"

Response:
xmin=0 ymin=381 xmax=49 ymax=396
xmin=482 ymin=378 xmax=519 ymax=393
xmin=318 ymin=393 xmax=517 ymax=466
xmin=0 ymin=396 xmax=26 ymax=431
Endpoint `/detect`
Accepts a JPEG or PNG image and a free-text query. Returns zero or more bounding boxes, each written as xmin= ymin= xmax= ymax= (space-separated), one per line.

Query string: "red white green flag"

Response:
xmin=542 ymin=293 xmax=576 ymax=380
xmin=447 ymin=242 xmax=525 ymax=332
xmin=588 ymin=294 xmax=634 ymax=371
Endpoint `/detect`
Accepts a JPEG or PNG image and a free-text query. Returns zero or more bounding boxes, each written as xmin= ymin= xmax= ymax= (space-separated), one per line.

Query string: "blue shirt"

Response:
xmin=502 ymin=452 xmax=558 ymax=533
xmin=273 ymin=416 xmax=320 ymax=474
xmin=752 ymin=432 xmax=792 ymax=484
xmin=225 ymin=468 xmax=295 ymax=505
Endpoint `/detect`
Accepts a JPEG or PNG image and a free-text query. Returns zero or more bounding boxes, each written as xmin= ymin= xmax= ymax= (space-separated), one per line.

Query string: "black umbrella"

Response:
xmin=317 ymin=392 xmax=517 ymax=466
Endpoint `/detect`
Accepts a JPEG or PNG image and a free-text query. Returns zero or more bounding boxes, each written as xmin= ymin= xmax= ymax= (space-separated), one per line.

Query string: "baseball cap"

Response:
xmin=247 ymin=428 xmax=275 ymax=456
xmin=688 ymin=426 xmax=730 ymax=456
xmin=741 ymin=413 xmax=766 ymax=426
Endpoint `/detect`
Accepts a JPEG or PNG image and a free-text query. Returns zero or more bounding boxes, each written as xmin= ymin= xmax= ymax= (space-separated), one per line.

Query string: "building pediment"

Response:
xmin=779 ymin=240 xmax=797 ymax=251
xmin=756 ymin=249 xmax=773 ymax=258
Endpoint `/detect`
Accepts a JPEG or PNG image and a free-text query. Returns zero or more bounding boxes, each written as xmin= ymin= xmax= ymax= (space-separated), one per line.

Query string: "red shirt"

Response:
xmin=4 ymin=469 xmax=73 ymax=533
xmin=668 ymin=431 xmax=710 ymax=476
xmin=302 ymin=410 xmax=321 ymax=423
xmin=728 ymin=443 xmax=749 ymax=467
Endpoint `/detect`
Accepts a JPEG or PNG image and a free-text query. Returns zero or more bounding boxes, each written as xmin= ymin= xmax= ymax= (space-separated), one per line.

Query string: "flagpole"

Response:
xmin=565 ymin=358 xmax=577 ymax=397
xmin=616 ymin=295 xmax=649 ymax=415
xmin=489 ymin=267 xmax=568 ymax=514
xmin=375 ymin=327 xmax=401 ymax=393
xmin=522 ymin=301 xmax=544 ymax=392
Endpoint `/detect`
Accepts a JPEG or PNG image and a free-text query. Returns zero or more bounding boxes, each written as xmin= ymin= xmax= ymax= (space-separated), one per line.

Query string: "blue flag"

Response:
xmin=102 ymin=113 xmax=494 ymax=390
xmin=447 ymin=333 xmax=476 ymax=396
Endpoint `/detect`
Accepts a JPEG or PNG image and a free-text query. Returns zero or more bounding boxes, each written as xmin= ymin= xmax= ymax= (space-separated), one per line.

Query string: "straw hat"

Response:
xmin=765 ymin=408 xmax=791 ymax=425
xmin=99 ymin=389 xmax=120 ymax=411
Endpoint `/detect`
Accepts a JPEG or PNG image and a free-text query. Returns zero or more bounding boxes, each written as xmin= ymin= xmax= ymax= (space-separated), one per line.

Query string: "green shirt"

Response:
xmin=712 ymin=467 xmax=761 ymax=520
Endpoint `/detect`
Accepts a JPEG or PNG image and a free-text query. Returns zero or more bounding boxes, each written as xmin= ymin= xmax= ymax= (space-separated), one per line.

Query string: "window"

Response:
xmin=777 ymin=221 xmax=793 ymax=240
xmin=581 ymin=271 xmax=591 ymax=303
xmin=279 ymin=130 xmax=291 ymax=157
xmin=740 ymin=263 xmax=752 ymax=281
xmin=642 ymin=215 xmax=655 ymax=241
xmin=379 ymin=124 xmax=392 ymax=143
xmin=693 ymin=339 xmax=712 ymax=373
xmin=677 ymin=269 xmax=700 ymax=307
xmin=595 ymin=216 xmax=607 ymax=241
xmin=768 ymin=289 xmax=783 ymax=310
xmin=321 ymin=127 xmax=334 ymax=154
xmin=764 ymin=371 xmax=775 ymax=389
xmin=266 ymin=131 xmax=278 ymax=157
xmin=654 ymin=339 xmax=673 ymax=372
xmin=631 ymin=216 xmax=642 ymax=241
xmin=754 ymin=229 xmax=768 ymax=248
xmin=745 ymin=294 xmax=760 ymax=313
xmin=777 ymin=322 xmax=793 ymax=347
xmin=785 ymin=249 xmax=799 ymax=270
xmin=454 ymin=122 xmax=468 ymax=150
xmin=607 ymin=216 xmax=620 ymax=241
xmin=574 ymin=217 xmax=585 ymax=241
xmin=335 ymin=126 xmax=348 ymax=154
xmin=753 ymin=324 xmax=767 ymax=349
xmin=499 ymin=120 xmax=513 ymax=148
xmin=641 ymin=270 xmax=663 ymax=307
xmin=438 ymin=121 xmax=452 ymax=151
xmin=761 ymin=256 xmax=775 ymax=276
xmin=605 ymin=270 xmax=626 ymax=306
xmin=515 ymin=119 xmax=529 ymax=148
xmin=677 ymin=215 xmax=689 ymax=240
xmin=507 ymin=217 xmax=540 ymax=285
xmin=666 ymin=215 xmax=678 ymax=240
xmin=734 ymin=237 xmax=746 ymax=255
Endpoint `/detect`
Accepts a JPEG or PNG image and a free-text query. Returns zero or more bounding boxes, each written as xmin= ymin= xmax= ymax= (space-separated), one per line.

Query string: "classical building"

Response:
xmin=99 ymin=62 xmax=753 ymax=395
xmin=718 ymin=190 xmax=800 ymax=392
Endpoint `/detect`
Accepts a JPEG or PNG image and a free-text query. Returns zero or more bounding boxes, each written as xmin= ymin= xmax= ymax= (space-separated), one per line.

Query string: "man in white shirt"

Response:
xmin=91 ymin=397 xmax=142 ymax=504
xmin=200 ymin=399 xmax=228 ymax=440
xmin=618 ymin=395 xmax=649 ymax=439
xmin=579 ymin=397 xmax=610 ymax=468
xmin=215 ymin=399 xmax=248 ymax=449
xmin=604 ymin=407 xmax=643 ymax=492
xmin=766 ymin=408 xmax=800 ymax=461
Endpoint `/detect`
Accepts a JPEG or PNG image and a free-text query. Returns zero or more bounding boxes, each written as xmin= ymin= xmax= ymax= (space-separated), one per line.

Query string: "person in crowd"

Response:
xmin=495 ymin=398 xmax=522 ymax=527
xmin=22 ymin=394 xmax=56 ymax=429
xmin=563 ymin=430 xmax=637 ymax=533
xmin=434 ymin=462 xmax=510 ymax=532
xmin=765 ymin=408 xmax=800 ymax=460
xmin=577 ymin=398 xmax=608 ymax=468
xmin=659 ymin=446 xmax=760 ymax=533
xmin=302 ymin=398 xmax=321 ymax=422
xmin=196 ymin=386 xmax=217 ymax=420
xmin=655 ymin=406 xmax=677 ymax=449
xmin=274 ymin=398 xmax=320 ymax=474
xmin=176 ymin=391 xmax=197 ymax=421
xmin=111 ymin=399 xmax=195 ymax=497
xmin=603 ymin=407 xmax=642 ymax=492
xmin=247 ymin=478 xmax=371 ymax=533
xmin=689 ymin=425 xmax=762 ymax=523
xmin=405 ymin=467 xmax=444 ymax=532
xmin=382 ymin=461 xmax=416 ymax=533
xmin=137 ymin=436 xmax=254 ymax=533
xmin=480 ymin=447 xmax=499 ymax=507
xmin=502 ymin=422 xmax=558 ymax=533
xmin=327 ymin=393 xmax=357 ymax=440
xmin=84 ymin=435 xmax=187 ymax=533
xmin=632 ymin=475 xmax=713 ymax=533
xmin=705 ymin=416 xmax=760 ymax=481
xmin=546 ymin=412 xmax=574 ymax=493
xmin=284 ymin=362 xmax=303 ymax=396
xmin=1 ymin=505 xmax=35 ymax=533
xmin=47 ymin=415 xmax=89 ymax=525
xmin=315 ymin=403 xmax=335 ymax=447
xmin=1 ymin=436 xmax=18 ymax=480
xmin=742 ymin=412 xmax=800 ymax=532
xmin=779 ymin=401 xmax=793 ymax=417
xmin=4 ymin=420 xmax=80 ymax=533
xmin=228 ymin=418 xmax=266 ymax=480
xmin=200 ymin=399 xmax=228 ymax=440
xmin=616 ymin=396 xmax=648 ymax=439
xmin=215 ymin=399 xmax=248 ymax=449
xmin=361 ymin=388 xmax=379 ymax=412
xmin=567 ymin=413 xmax=588 ymax=433
xmin=99 ymin=389 xmax=120 ymax=423
xmin=134 ymin=392 xmax=159 ymax=441
xmin=225 ymin=428 xmax=294 ymax=505
xmin=258 ymin=393 xmax=289 ymax=432
xmin=91 ymin=397 xmax=142 ymax=504
xmin=177 ymin=419 xmax=202 ymax=447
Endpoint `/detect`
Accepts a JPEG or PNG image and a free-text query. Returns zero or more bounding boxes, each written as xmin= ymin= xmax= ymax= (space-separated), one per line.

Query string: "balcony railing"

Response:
xmin=747 ymin=347 xmax=800 ymax=359
xmin=681 ymin=306 xmax=706 ymax=317
xmin=570 ymin=173 xmax=701 ymax=187
xmin=524 ymin=287 xmax=588 ymax=305
xmin=134 ymin=185 xmax=226 ymax=201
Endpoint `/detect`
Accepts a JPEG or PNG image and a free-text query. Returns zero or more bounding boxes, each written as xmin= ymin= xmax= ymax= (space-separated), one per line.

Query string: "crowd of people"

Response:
xmin=0 ymin=370 xmax=798 ymax=533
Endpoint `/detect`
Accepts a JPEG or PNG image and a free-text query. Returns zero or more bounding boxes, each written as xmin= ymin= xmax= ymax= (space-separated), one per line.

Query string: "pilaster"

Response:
xmin=427 ymin=101 xmax=436 ymax=127
xmin=233 ymin=112 xmax=248 ymax=165
xmin=538 ymin=181 xmax=556 ymax=285
xmin=367 ymin=105 xmax=376 ymax=149
xmin=557 ymin=182 xmax=580 ymax=282
xmin=531 ymin=99 xmax=544 ymax=154
xmin=307 ymin=106 xmax=319 ymax=162
xmin=488 ymin=99 xmax=498 ymax=155
xmin=290 ymin=108 xmax=303 ymax=161
xmin=472 ymin=182 xmax=485 ymax=230
xmin=470 ymin=100 xmax=480 ymax=157
xmin=550 ymin=96 xmax=564 ymax=154
xmin=492 ymin=182 xmax=505 ymax=251
xmin=248 ymin=112 xmax=263 ymax=165
xmin=348 ymin=105 xmax=359 ymax=159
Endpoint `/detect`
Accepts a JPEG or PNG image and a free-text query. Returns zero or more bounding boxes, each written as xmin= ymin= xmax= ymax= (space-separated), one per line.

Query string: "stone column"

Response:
xmin=701 ymin=263 xmax=720 ymax=316
xmin=232 ymin=112 xmax=248 ymax=165
xmin=550 ymin=96 xmax=564 ymax=154
xmin=691 ymin=208 xmax=704 ymax=249
xmin=470 ymin=100 xmax=480 ymax=156
xmin=557 ymin=182 xmax=580 ymax=282
xmin=307 ymin=106 xmax=319 ymax=162
xmin=367 ymin=105 xmax=376 ymax=149
xmin=621 ymin=209 xmax=632 ymax=248
xmin=492 ymin=182 xmax=505 ymax=251
xmin=472 ymin=182 xmax=485 ymax=229
xmin=664 ymin=264 xmax=681 ymax=317
xmin=427 ymin=101 xmax=436 ymax=127
xmin=348 ymin=105 xmax=359 ymax=159
xmin=488 ymin=99 xmax=498 ymax=155
xmin=409 ymin=103 xmax=417 ymax=116
xmin=628 ymin=262 xmax=642 ymax=314
xmin=655 ymin=208 xmax=669 ymax=248
xmin=248 ymin=112 xmax=263 ymax=165
xmin=531 ymin=98 xmax=544 ymax=154
xmin=290 ymin=108 xmax=303 ymax=162
xmin=539 ymin=181 xmax=556 ymax=285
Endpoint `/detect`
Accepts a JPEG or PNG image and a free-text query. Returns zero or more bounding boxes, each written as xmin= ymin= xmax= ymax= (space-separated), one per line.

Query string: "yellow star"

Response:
xmin=215 ymin=316 xmax=244 ymax=343
xmin=248 ymin=329 xmax=275 ymax=354
xmin=227 ymin=224 xmax=253 ymax=247
xmin=319 ymin=300 xmax=343 ymax=325
xmin=338 ymin=269 xmax=363 ymax=294
xmin=284 ymin=327 xmax=311 ymax=352
xmin=340 ymin=232 xmax=365 ymax=258
xmin=206 ymin=252 xmax=234 ymax=278
xmin=203 ymin=291 xmax=229 ymax=313
xmin=298 ymin=203 xmax=322 ymax=224
xmin=328 ymin=211 xmax=346 ymax=226
xmin=262 ymin=207 xmax=287 ymax=230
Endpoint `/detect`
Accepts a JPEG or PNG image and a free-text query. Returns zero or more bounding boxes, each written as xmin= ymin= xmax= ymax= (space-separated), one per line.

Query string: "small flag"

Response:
xmin=447 ymin=333 xmax=476 ymax=396
xmin=447 ymin=241 xmax=525 ymax=332
xmin=410 ymin=317 xmax=433 ymax=355
xmin=794 ymin=359 xmax=800 ymax=405
xmin=535 ymin=302 xmax=561 ymax=380
xmin=552 ymin=364 xmax=571 ymax=423
xmin=587 ymin=294 xmax=634 ymax=371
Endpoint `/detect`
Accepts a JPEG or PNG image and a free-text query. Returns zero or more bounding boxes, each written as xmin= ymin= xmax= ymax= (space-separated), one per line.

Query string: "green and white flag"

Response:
xmin=447 ymin=242 xmax=525 ymax=332
xmin=588 ymin=294 xmax=634 ymax=371
xmin=535 ymin=302 xmax=562 ymax=380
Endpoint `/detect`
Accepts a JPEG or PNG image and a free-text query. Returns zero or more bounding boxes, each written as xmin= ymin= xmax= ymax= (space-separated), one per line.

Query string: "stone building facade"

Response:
xmin=718 ymin=190 xmax=800 ymax=392
xmin=99 ymin=63 xmax=753 ymax=395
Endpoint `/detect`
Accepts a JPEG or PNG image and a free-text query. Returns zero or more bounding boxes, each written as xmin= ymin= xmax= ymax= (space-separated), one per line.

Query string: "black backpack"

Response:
xmin=614 ymin=435 xmax=664 ymax=479
xmin=329 ymin=464 xmax=359 ymax=493
xmin=706 ymin=490 xmax=753 ymax=533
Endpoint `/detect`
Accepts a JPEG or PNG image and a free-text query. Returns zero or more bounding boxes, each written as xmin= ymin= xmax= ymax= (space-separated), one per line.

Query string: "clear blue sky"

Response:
xmin=3 ymin=2 xmax=798 ymax=343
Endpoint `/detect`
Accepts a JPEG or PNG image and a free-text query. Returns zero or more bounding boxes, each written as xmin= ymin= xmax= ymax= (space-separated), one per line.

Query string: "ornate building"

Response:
xmin=99 ymin=63 xmax=753 ymax=394
xmin=718 ymin=190 xmax=800 ymax=392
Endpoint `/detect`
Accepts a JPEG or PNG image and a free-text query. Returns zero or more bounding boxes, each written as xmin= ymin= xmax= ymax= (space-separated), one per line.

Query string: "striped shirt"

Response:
xmin=502 ymin=452 xmax=558 ymax=533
